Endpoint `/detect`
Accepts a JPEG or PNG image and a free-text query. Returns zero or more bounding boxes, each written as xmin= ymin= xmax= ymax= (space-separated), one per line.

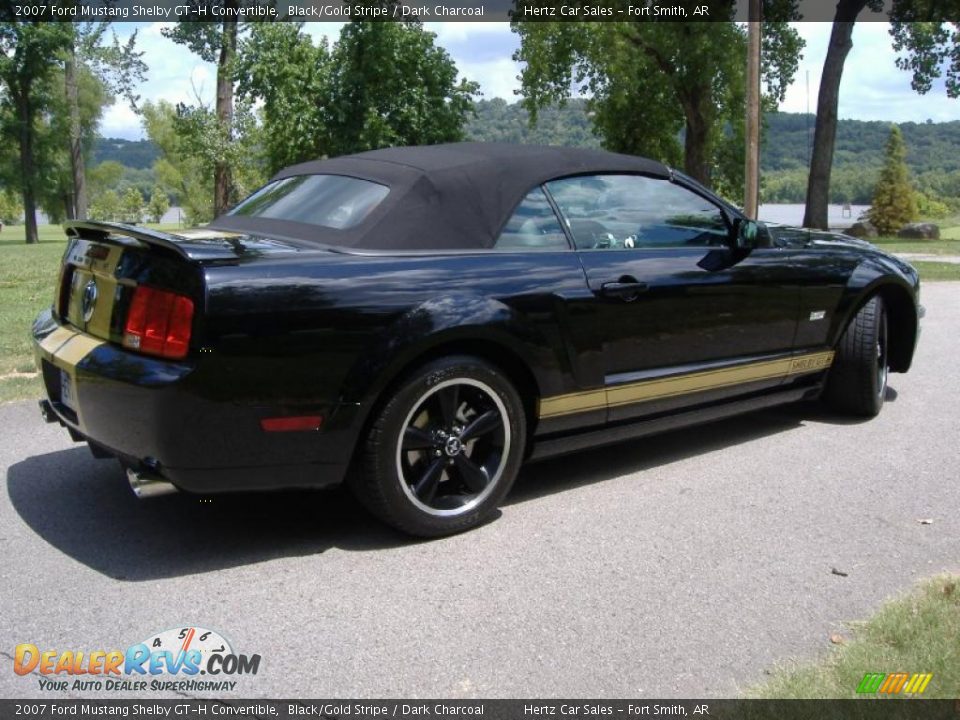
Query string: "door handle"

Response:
xmin=599 ymin=278 xmax=649 ymax=301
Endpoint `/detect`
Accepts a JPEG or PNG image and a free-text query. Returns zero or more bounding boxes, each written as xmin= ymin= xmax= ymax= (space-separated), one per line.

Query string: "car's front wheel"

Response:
xmin=823 ymin=295 xmax=889 ymax=417
xmin=351 ymin=356 xmax=526 ymax=537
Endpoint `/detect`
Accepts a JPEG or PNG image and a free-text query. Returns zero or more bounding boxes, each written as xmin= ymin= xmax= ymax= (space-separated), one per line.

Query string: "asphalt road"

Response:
xmin=1 ymin=283 xmax=958 ymax=700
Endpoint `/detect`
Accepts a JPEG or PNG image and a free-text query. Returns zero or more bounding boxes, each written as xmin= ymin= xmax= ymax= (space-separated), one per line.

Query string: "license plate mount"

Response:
xmin=60 ymin=369 xmax=76 ymax=412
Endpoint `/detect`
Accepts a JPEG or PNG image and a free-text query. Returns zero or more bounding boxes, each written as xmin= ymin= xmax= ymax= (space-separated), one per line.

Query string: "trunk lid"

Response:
xmin=57 ymin=220 xmax=300 ymax=349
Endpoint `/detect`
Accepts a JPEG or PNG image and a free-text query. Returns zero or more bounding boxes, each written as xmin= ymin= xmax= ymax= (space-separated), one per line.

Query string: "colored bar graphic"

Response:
xmin=857 ymin=672 xmax=933 ymax=695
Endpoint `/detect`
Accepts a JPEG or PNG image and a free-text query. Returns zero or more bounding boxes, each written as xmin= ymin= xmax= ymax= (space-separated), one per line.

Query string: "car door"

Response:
xmin=545 ymin=174 xmax=803 ymax=423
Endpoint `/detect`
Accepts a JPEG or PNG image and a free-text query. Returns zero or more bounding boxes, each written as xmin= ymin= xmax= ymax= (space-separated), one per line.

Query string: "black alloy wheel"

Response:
xmin=351 ymin=356 xmax=526 ymax=537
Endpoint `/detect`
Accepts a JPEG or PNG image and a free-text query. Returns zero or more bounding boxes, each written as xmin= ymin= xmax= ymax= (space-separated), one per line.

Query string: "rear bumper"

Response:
xmin=32 ymin=309 xmax=357 ymax=494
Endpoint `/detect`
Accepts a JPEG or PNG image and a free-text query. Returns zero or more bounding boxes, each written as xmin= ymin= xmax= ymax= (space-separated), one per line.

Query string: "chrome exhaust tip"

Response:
xmin=39 ymin=399 xmax=58 ymax=424
xmin=126 ymin=467 xmax=179 ymax=499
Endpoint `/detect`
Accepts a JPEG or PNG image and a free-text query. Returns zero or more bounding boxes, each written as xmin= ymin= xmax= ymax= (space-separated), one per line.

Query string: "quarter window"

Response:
xmin=494 ymin=188 xmax=569 ymax=251
xmin=545 ymin=175 xmax=729 ymax=250
xmin=228 ymin=174 xmax=389 ymax=230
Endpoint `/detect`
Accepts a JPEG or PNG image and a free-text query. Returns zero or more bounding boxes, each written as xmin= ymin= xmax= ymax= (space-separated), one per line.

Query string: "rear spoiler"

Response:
xmin=63 ymin=220 xmax=303 ymax=262
xmin=66 ymin=220 xmax=197 ymax=260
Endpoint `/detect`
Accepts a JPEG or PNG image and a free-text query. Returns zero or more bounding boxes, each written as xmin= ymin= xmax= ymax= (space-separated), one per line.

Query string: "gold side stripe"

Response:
xmin=539 ymin=351 xmax=835 ymax=419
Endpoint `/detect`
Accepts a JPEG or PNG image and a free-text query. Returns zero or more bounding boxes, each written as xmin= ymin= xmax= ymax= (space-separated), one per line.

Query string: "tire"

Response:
xmin=350 ymin=356 xmax=526 ymax=537
xmin=823 ymin=295 xmax=889 ymax=417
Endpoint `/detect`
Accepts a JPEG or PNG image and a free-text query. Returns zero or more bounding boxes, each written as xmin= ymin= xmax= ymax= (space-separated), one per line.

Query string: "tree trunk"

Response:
xmin=16 ymin=87 xmax=39 ymax=245
xmin=65 ymin=43 xmax=87 ymax=220
xmin=214 ymin=17 xmax=237 ymax=217
xmin=802 ymin=2 xmax=866 ymax=229
xmin=744 ymin=1 xmax=762 ymax=218
xmin=682 ymin=100 xmax=711 ymax=186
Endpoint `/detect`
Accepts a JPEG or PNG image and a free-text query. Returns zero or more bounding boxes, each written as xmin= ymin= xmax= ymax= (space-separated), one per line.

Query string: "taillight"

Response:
xmin=122 ymin=286 xmax=194 ymax=360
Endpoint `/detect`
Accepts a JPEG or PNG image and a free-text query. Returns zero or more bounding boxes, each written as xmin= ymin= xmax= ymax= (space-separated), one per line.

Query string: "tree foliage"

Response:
xmin=804 ymin=9 xmax=957 ymax=229
xmin=88 ymin=188 xmax=121 ymax=222
xmin=890 ymin=20 xmax=960 ymax=97
xmin=511 ymin=13 xmax=803 ymax=190
xmin=44 ymin=62 xmax=112 ymax=223
xmin=236 ymin=23 xmax=331 ymax=174
xmin=235 ymin=21 xmax=479 ymax=178
xmin=120 ymin=186 xmax=144 ymax=224
xmin=147 ymin=186 xmax=170 ymax=224
xmin=163 ymin=13 xmax=241 ymax=214
xmin=62 ymin=21 xmax=146 ymax=219
xmin=0 ymin=188 xmax=22 ymax=224
xmin=141 ymin=100 xmax=215 ymax=224
xmin=327 ymin=22 xmax=479 ymax=157
xmin=0 ymin=21 xmax=72 ymax=243
xmin=867 ymin=125 xmax=918 ymax=234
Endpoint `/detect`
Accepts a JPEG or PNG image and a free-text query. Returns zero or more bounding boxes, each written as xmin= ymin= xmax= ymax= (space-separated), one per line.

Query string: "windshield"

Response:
xmin=228 ymin=174 xmax=390 ymax=230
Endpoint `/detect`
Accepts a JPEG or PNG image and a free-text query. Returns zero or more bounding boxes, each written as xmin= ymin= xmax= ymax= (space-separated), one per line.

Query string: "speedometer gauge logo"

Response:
xmin=139 ymin=626 xmax=233 ymax=673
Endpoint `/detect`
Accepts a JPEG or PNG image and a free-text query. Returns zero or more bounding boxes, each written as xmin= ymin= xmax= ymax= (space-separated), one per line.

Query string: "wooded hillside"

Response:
xmin=92 ymin=103 xmax=960 ymax=206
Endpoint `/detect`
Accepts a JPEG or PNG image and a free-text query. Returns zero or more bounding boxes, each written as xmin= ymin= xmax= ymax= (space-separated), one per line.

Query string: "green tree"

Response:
xmin=44 ymin=61 xmax=112 ymax=223
xmin=141 ymin=100 xmax=215 ymax=224
xmin=804 ymin=15 xmax=959 ymax=229
xmin=867 ymin=126 xmax=918 ymax=235
xmin=512 ymin=15 xmax=803 ymax=189
xmin=0 ymin=188 xmax=22 ymax=224
xmin=163 ymin=9 xmax=244 ymax=215
xmin=88 ymin=188 xmax=120 ymax=222
xmin=236 ymin=23 xmax=332 ymax=174
xmin=120 ymin=186 xmax=143 ymax=224
xmin=327 ymin=22 xmax=479 ymax=156
xmin=62 ymin=22 xmax=146 ymax=220
xmin=146 ymin=186 xmax=170 ymax=224
xmin=87 ymin=160 xmax=125 ymax=199
xmin=890 ymin=20 xmax=960 ymax=98
xmin=0 ymin=21 xmax=72 ymax=243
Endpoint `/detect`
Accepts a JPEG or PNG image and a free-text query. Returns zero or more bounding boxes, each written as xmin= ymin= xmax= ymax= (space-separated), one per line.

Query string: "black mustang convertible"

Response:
xmin=33 ymin=143 xmax=922 ymax=536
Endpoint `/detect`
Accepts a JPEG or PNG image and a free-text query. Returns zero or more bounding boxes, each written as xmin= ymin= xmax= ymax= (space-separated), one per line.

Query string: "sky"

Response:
xmin=101 ymin=21 xmax=958 ymax=141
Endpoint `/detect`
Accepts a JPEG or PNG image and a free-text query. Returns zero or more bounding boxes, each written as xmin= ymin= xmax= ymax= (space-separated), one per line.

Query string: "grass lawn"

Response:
xmin=872 ymin=235 xmax=960 ymax=255
xmin=751 ymin=574 xmax=960 ymax=698
xmin=910 ymin=261 xmax=960 ymax=281
xmin=0 ymin=223 xmax=181 ymax=404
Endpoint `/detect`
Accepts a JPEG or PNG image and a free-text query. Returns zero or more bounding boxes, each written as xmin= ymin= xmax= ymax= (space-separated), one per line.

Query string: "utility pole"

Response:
xmin=744 ymin=0 xmax=762 ymax=219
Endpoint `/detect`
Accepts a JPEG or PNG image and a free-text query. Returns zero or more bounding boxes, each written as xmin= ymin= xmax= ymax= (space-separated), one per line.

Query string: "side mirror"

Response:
xmin=732 ymin=219 xmax=763 ymax=250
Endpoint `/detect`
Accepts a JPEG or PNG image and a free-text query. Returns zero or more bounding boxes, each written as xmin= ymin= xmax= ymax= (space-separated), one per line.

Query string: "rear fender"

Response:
xmin=339 ymin=292 xmax=562 ymax=421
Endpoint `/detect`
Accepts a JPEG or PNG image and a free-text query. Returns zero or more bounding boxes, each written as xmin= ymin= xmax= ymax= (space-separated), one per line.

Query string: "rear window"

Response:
xmin=228 ymin=174 xmax=389 ymax=230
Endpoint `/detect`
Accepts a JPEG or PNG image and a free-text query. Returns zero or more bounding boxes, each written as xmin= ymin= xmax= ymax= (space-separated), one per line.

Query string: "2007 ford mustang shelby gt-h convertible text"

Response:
xmin=33 ymin=143 xmax=922 ymax=536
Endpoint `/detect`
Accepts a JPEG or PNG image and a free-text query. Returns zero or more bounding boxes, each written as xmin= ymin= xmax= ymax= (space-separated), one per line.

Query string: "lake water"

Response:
xmin=758 ymin=204 xmax=869 ymax=230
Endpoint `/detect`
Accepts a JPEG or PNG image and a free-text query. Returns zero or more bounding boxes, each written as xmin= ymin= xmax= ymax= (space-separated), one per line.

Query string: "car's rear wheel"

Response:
xmin=823 ymin=295 xmax=889 ymax=417
xmin=351 ymin=356 xmax=526 ymax=537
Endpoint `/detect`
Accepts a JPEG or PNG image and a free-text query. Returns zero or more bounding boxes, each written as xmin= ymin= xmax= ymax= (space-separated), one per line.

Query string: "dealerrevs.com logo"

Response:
xmin=14 ymin=626 xmax=261 ymax=693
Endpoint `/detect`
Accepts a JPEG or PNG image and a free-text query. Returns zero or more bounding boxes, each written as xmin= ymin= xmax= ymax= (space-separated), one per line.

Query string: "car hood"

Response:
xmin=764 ymin=223 xmax=877 ymax=251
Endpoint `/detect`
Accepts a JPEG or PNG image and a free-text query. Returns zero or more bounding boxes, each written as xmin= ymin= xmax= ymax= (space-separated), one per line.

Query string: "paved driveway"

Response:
xmin=1 ymin=283 xmax=957 ymax=699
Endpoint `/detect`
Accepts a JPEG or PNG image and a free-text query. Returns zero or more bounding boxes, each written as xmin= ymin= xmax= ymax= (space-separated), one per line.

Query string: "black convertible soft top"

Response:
xmin=209 ymin=142 xmax=671 ymax=251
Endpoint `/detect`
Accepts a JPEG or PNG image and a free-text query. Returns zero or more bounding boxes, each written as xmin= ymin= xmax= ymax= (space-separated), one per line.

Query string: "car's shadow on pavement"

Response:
xmin=509 ymin=401 xmax=809 ymax=505
xmin=7 ymin=448 xmax=406 ymax=581
xmin=7 ymin=396 xmax=885 ymax=581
